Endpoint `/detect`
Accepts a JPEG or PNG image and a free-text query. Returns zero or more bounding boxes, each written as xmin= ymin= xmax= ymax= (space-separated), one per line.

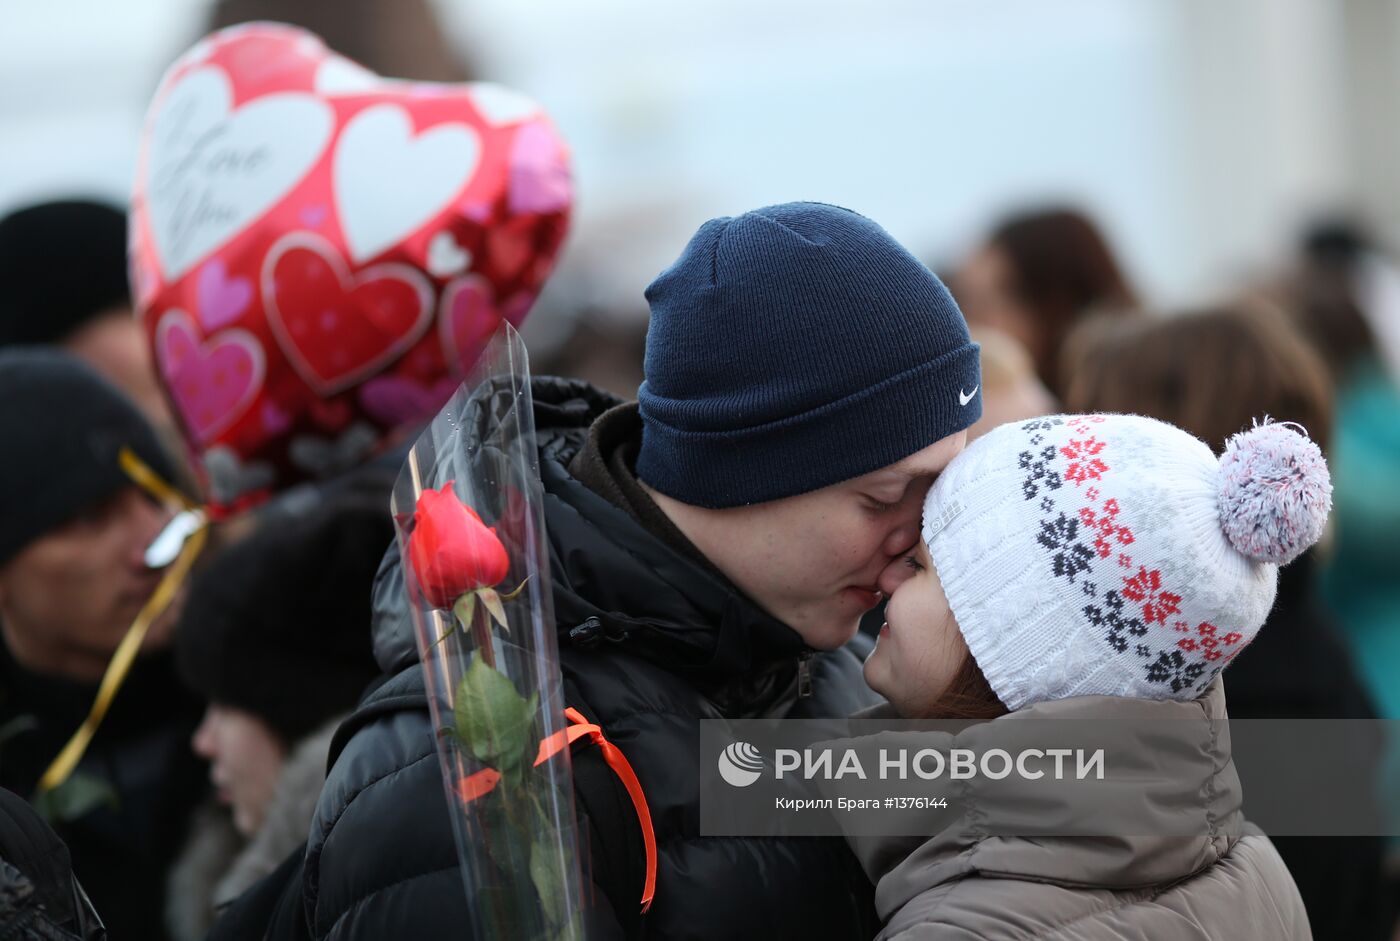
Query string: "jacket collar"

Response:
xmin=842 ymin=681 xmax=1244 ymax=920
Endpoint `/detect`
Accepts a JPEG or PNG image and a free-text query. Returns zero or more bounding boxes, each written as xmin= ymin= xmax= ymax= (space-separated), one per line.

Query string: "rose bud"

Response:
xmin=406 ymin=483 xmax=511 ymax=608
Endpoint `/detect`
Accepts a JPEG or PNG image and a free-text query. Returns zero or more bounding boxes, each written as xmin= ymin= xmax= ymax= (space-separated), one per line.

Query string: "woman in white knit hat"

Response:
xmin=848 ymin=414 xmax=1328 ymax=940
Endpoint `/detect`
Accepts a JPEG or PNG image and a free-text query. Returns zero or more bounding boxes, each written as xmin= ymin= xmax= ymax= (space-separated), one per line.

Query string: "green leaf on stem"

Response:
xmin=454 ymin=655 xmax=538 ymax=771
xmin=530 ymin=837 xmax=566 ymax=926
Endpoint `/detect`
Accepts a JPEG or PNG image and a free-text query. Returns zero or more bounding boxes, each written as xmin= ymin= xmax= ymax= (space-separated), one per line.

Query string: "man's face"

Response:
xmin=0 ymin=487 xmax=176 ymax=680
xmin=652 ymin=431 xmax=967 ymax=650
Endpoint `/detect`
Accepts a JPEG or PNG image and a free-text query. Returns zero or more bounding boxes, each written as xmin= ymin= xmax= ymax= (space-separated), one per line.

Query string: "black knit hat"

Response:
xmin=0 ymin=350 xmax=175 ymax=566
xmin=175 ymin=479 xmax=392 ymax=743
xmin=0 ymin=200 xmax=130 ymax=346
xmin=637 ymin=201 xmax=981 ymax=508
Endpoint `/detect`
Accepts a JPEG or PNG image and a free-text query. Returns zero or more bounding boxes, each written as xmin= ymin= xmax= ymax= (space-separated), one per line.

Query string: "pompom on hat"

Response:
xmin=920 ymin=413 xmax=1332 ymax=710
xmin=1217 ymin=420 xmax=1331 ymax=565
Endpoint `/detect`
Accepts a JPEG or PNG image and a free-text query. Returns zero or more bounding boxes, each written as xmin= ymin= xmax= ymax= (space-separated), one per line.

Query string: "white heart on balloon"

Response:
xmin=334 ymin=104 xmax=481 ymax=264
xmin=426 ymin=230 xmax=471 ymax=277
xmin=143 ymin=67 xmax=333 ymax=280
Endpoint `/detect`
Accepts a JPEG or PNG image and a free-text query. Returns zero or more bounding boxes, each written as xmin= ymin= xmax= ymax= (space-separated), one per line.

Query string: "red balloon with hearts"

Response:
xmin=130 ymin=23 xmax=572 ymax=513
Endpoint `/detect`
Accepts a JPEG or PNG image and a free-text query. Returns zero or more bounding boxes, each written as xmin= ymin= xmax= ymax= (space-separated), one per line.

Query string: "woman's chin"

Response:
xmin=861 ymin=648 xmax=887 ymax=696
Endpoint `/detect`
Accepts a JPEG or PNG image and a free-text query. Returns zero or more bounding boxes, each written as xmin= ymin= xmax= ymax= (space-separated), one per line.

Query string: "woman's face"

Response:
xmin=192 ymin=705 xmax=285 ymax=836
xmin=863 ymin=540 xmax=968 ymax=718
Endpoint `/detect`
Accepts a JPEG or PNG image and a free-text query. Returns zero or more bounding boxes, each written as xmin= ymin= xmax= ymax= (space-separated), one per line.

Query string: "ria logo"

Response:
xmin=718 ymin=742 xmax=764 ymax=787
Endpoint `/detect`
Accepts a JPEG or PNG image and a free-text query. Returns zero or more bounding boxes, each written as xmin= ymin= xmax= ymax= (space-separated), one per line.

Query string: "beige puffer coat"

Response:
xmin=841 ymin=681 xmax=1311 ymax=940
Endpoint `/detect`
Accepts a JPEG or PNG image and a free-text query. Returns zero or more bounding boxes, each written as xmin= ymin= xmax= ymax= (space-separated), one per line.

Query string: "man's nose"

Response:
xmin=881 ymin=514 xmax=920 ymax=561
xmin=123 ymin=490 xmax=174 ymax=570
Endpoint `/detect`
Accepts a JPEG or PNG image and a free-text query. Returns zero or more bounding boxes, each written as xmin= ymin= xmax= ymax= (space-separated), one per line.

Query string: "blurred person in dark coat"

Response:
xmin=167 ymin=477 xmax=389 ymax=940
xmin=1062 ymin=303 xmax=1392 ymax=941
xmin=0 ymin=350 xmax=206 ymax=941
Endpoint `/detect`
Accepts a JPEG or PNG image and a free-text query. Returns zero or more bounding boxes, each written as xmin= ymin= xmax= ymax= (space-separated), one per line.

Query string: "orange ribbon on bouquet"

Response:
xmin=455 ymin=706 xmax=657 ymax=914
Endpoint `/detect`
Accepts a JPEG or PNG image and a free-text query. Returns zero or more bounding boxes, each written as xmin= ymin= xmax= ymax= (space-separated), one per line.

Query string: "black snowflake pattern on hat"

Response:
xmin=1016 ymin=416 xmax=1245 ymax=695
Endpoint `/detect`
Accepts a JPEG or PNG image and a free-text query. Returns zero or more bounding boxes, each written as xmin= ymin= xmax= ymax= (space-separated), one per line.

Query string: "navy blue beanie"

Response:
xmin=637 ymin=202 xmax=981 ymax=508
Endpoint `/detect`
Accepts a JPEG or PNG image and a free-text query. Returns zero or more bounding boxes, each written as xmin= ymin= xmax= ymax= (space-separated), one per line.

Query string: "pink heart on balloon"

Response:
xmin=196 ymin=259 xmax=253 ymax=331
xmin=438 ymin=275 xmax=503 ymax=375
xmin=129 ymin=22 xmax=574 ymax=515
xmin=155 ymin=310 xmax=265 ymax=444
xmin=508 ymin=121 xmax=572 ymax=215
xmin=358 ymin=374 xmax=459 ymax=426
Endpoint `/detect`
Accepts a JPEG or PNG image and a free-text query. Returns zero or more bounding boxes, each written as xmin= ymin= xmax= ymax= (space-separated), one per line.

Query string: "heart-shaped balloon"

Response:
xmin=130 ymin=23 xmax=571 ymax=512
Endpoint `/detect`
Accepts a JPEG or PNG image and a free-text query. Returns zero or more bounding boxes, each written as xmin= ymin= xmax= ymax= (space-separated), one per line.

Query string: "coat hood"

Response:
xmin=843 ymin=680 xmax=1245 ymax=924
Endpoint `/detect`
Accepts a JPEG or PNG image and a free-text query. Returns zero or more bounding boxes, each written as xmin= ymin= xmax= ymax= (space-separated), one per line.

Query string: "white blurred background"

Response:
xmin=4 ymin=0 xmax=1398 ymax=333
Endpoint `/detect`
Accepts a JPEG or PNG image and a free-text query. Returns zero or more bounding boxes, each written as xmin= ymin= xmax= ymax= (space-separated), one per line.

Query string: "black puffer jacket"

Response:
xmin=266 ymin=378 xmax=882 ymax=940
xmin=0 ymin=646 xmax=204 ymax=941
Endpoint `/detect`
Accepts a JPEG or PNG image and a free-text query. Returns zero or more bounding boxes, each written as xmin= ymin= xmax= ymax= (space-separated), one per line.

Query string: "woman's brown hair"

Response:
xmin=1060 ymin=304 xmax=1334 ymax=453
xmin=990 ymin=208 xmax=1139 ymax=394
xmin=921 ymin=652 xmax=1009 ymax=721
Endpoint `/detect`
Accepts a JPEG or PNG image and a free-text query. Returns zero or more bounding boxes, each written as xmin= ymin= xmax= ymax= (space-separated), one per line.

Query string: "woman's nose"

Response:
xmin=877 ymin=555 xmax=914 ymax=596
xmin=191 ymin=710 xmax=217 ymax=758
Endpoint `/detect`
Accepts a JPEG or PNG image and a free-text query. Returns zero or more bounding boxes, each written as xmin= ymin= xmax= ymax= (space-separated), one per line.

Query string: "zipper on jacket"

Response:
xmin=797 ymin=650 xmax=814 ymax=699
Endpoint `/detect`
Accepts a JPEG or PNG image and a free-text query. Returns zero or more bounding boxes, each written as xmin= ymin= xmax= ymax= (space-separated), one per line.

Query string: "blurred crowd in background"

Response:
xmin=1 ymin=1 xmax=1399 ymax=940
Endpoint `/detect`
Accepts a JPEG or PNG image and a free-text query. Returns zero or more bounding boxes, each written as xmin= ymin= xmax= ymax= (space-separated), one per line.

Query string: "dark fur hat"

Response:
xmin=175 ymin=478 xmax=393 ymax=743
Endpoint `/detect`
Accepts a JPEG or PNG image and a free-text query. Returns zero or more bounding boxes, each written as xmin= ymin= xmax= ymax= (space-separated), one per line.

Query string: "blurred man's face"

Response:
xmin=0 ymin=487 xmax=176 ymax=681
xmin=648 ymin=432 xmax=967 ymax=651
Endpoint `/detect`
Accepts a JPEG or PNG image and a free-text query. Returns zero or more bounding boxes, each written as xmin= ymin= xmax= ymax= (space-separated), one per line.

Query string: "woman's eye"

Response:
xmin=865 ymin=497 xmax=899 ymax=513
xmin=902 ymin=555 xmax=924 ymax=572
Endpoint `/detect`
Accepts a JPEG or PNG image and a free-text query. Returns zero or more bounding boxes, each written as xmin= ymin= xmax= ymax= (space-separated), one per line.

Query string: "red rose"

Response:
xmin=407 ymin=483 xmax=511 ymax=608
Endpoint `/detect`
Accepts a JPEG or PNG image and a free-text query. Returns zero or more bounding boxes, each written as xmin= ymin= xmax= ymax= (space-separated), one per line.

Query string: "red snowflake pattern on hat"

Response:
xmin=1018 ymin=415 xmax=1250 ymax=696
xmin=1122 ymin=567 xmax=1183 ymax=624
xmin=1061 ymin=437 xmax=1108 ymax=486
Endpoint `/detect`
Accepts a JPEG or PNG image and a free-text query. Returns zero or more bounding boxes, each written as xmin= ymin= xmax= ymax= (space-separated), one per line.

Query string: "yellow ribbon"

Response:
xmin=117 ymin=446 xmax=187 ymax=507
xmin=36 ymin=449 xmax=208 ymax=794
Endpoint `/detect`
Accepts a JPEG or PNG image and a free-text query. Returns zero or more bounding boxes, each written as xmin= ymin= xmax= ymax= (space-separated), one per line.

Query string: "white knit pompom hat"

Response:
xmin=923 ymin=414 xmax=1332 ymax=710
